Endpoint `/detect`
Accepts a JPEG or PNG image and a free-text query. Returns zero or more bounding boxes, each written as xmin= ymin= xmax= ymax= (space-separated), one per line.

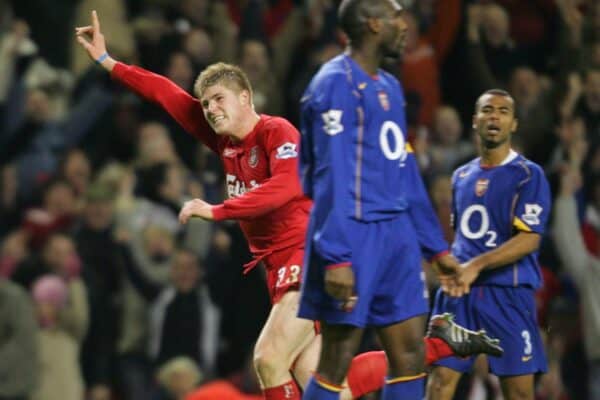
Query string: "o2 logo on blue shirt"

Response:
xmin=459 ymin=205 xmax=498 ymax=247
xmin=379 ymin=121 xmax=407 ymax=165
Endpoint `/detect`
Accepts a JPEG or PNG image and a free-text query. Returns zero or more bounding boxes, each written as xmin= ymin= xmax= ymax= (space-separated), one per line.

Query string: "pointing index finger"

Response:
xmin=92 ymin=10 xmax=100 ymax=33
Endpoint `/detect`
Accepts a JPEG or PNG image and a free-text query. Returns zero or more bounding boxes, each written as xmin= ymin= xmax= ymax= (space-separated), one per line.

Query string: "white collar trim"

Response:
xmin=500 ymin=149 xmax=518 ymax=165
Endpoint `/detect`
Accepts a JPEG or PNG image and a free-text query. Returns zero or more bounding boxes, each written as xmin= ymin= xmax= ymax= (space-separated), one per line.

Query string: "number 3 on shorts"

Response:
xmin=276 ymin=265 xmax=301 ymax=288
xmin=522 ymin=330 xmax=532 ymax=355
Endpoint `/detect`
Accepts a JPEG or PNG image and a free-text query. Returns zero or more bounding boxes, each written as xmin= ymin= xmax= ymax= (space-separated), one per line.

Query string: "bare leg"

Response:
xmin=291 ymin=334 xmax=321 ymax=387
xmin=253 ymin=291 xmax=317 ymax=389
xmin=291 ymin=333 xmax=354 ymax=400
xmin=500 ymin=374 xmax=534 ymax=400
xmin=314 ymin=321 xmax=364 ymax=384
xmin=376 ymin=315 xmax=427 ymax=378
xmin=426 ymin=366 xmax=462 ymax=400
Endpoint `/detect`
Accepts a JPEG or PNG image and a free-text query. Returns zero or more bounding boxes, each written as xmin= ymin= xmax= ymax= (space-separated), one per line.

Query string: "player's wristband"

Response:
xmin=95 ymin=52 xmax=109 ymax=64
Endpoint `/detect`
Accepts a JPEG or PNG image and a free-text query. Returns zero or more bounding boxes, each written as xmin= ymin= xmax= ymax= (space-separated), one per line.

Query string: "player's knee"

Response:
xmin=319 ymin=347 xmax=358 ymax=383
xmin=387 ymin=341 xmax=425 ymax=376
xmin=253 ymin=344 xmax=285 ymax=379
xmin=426 ymin=368 xmax=458 ymax=400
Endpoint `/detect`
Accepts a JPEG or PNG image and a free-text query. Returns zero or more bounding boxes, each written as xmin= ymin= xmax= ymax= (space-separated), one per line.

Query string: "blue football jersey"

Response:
xmin=299 ymin=54 xmax=447 ymax=265
xmin=451 ymin=150 xmax=551 ymax=288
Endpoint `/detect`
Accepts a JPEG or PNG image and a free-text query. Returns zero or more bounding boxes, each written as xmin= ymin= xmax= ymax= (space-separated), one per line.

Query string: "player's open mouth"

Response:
xmin=211 ymin=115 xmax=226 ymax=124
xmin=486 ymin=124 xmax=500 ymax=133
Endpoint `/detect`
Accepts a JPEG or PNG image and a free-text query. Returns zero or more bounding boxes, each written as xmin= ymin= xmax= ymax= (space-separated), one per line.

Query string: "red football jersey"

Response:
xmin=111 ymin=63 xmax=311 ymax=265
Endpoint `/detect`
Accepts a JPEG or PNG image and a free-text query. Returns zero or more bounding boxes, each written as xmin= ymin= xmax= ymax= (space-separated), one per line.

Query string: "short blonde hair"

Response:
xmin=194 ymin=62 xmax=253 ymax=99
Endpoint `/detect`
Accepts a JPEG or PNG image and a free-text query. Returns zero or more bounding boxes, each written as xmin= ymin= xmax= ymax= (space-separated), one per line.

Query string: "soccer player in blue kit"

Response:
xmin=297 ymin=0 xmax=466 ymax=399
xmin=426 ymin=89 xmax=551 ymax=400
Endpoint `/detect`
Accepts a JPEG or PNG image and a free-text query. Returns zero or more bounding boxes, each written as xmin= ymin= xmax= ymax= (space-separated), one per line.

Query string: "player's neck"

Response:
xmin=480 ymin=145 xmax=511 ymax=167
xmin=346 ymin=46 xmax=380 ymax=76
xmin=228 ymin=111 xmax=261 ymax=143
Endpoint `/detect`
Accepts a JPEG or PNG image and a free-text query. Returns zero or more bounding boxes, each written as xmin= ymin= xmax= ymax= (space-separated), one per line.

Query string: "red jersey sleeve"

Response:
xmin=111 ymin=62 xmax=219 ymax=153
xmin=212 ymin=118 xmax=303 ymax=220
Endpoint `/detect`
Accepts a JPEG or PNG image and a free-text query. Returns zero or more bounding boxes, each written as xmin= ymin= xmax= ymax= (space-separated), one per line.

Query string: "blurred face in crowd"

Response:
xmin=184 ymin=28 xmax=213 ymax=67
xmin=63 ymin=150 xmax=91 ymax=195
xmin=84 ymin=199 xmax=114 ymax=231
xmin=584 ymin=70 xmax=600 ymax=112
xmin=143 ymin=226 xmax=175 ymax=263
xmin=473 ymin=93 xmax=518 ymax=149
xmin=159 ymin=164 xmax=185 ymax=202
xmin=240 ymin=40 xmax=270 ymax=80
xmin=25 ymin=89 xmax=52 ymax=123
xmin=180 ymin=0 xmax=209 ymax=26
xmin=36 ymin=301 xmax=60 ymax=327
xmin=1 ymin=230 xmax=28 ymax=261
xmin=200 ymin=83 xmax=252 ymax=136
xmin=433 ymin=106 xmax=463 ymax=146
xmin=138 ymin=122 xmax=177 ymax=165
xmin=170 ymin=250 xmax=200 ymax=293
xmin=556 ymin=116 xmax=586 ymax=145
xmin=481 ymin=4 xmax=510 ymax=48
xmin=43 ymin=234 xmax=79 ymax=274
xmin=509 ymin=67 xmax=541 ymax=109
xmin=166 ymin=52 xmax=194 ymax=91
xmin=44 ymin=181 xmax=77 ymax=216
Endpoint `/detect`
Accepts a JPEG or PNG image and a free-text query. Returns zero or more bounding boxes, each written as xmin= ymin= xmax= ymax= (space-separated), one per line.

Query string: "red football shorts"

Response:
xmin=263 ymin=246 xmax=305 ymax=304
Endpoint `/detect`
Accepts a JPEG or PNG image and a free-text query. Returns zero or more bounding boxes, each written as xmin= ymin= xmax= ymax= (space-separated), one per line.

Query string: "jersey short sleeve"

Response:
xmin=513 ymin=162 xmax=551 ymax=235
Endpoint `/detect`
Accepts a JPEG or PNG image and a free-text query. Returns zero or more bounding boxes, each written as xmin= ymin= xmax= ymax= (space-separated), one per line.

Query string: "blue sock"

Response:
xmin=302 ymin=375 xmax=342 ymax=400
xmin=382 ymin=374 xmax=425 ymax=400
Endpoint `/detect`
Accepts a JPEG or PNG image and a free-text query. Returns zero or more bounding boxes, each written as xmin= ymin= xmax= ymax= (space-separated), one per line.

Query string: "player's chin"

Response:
xmin=385 ymin=46 xmax=403 ymax=59
xmin=482 ymin=138 xmax=504 ymax=149
xmin=211 ymin=125 xmax=228 ymax=135
xmin=385 ymin=45 xmax=405 ymax=60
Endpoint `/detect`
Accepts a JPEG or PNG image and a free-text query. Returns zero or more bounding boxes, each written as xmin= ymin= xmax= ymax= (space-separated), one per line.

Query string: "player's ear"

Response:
xmin=239 ymin=90 xmax=250 ymax=106
xmin=367 ymin=16 xmax=383 ymax=34
xmin=511 ymin=118 xmax=518 ymax=133
xmin=472 ymin=115 xmax=477 ymax=130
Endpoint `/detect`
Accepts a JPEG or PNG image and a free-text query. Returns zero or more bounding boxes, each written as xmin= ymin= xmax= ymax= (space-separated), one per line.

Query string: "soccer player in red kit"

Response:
xmin=76 ymin=11 xmax=502 ymax=400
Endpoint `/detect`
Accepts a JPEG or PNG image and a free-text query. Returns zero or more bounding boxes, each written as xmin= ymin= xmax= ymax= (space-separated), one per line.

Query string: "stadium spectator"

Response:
xmin=0 ymin=276 xmax=38 ymax=400
xmin=553 ymin=165 xmax=600 ymax=400
xmin=30 ymin=274 xmax=88 ymax=400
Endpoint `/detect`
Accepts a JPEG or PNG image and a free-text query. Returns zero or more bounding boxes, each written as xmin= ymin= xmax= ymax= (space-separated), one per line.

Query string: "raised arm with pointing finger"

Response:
xmin=75 ymin=11 xmax=217 ymax=152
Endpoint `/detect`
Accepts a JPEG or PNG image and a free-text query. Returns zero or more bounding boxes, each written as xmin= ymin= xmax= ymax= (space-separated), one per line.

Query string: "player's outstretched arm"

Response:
xmin=75 ymin=10 xmax=116 ymax=72
xmin=74 ymin=10 xmax=218 ymax=152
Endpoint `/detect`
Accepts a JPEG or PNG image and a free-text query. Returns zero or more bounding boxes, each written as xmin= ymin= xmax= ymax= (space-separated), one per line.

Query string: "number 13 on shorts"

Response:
xmin=276 ymin=264 xmax=301 ymax=288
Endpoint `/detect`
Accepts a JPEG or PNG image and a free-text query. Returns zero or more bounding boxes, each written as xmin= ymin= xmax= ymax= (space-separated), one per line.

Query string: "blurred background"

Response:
xmin=0 ymin=0 xmax=598 ymax=399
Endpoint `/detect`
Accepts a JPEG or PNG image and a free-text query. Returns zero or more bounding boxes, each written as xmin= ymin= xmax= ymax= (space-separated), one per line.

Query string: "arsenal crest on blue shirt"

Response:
xmin=475 ymin=178 xmax=489 ymax=196
xmin=378 ymin=91 xmax=390 ymax=111
xmin=248 ymin=146 xmax=259 ymax=168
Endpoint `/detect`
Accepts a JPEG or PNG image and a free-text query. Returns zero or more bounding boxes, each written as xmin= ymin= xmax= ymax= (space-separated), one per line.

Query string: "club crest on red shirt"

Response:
xmin=248 ymin=146 xmax=259 ymax=168
xmin=475 ymin=179 xmax=489 ymax=196
xmin=378 ymin=91 xmax=390 ymax=111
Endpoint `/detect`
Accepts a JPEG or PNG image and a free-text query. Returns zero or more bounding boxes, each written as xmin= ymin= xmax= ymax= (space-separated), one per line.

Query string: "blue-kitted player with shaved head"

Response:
xmin=426 ymin=89 xmax=551 ymax=400
xmin=298 ymin=0 xmax=469 ymax=399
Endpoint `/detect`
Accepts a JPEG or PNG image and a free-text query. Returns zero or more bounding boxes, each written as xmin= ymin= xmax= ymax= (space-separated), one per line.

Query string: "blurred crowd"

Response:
xmin=0 ymin=0 xmax=598 ymax=399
